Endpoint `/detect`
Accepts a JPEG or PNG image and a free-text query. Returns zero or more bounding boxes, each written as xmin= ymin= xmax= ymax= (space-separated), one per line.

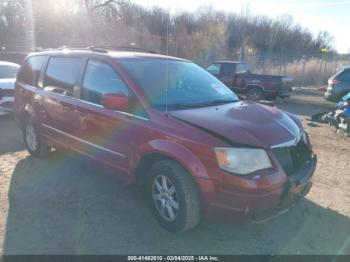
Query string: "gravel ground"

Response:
xmin=0 ymin=89 xmax=349 ymax=255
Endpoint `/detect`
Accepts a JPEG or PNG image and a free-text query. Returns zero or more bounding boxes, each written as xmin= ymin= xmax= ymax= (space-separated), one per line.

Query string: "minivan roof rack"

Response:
xmin=90 ymin=45 xmax=158 ymax=54
xmin=55 ymin=46 xmax=107 ymax=53
xmin=55 ymin=45 xmax=158 ymax=54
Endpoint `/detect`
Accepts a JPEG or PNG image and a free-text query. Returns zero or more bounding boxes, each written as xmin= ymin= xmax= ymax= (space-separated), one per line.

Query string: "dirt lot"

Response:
xmin=0 ymin=89 xmax=349 ymax=255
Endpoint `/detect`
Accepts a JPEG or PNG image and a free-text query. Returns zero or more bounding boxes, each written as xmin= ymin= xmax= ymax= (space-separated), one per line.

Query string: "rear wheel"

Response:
xmin=264 ymin=94 xmax=277 ymax=101
xmin=23 ymin=118 xmax=51 ymax=157
xmin=147 ymin=160 xmax=201 ymax=233
xmin=246 ymin=88 xmax=264 ymax=101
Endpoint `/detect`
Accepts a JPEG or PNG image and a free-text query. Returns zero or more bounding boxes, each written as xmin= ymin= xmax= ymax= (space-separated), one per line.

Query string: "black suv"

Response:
xmin=325 ymin=67 xmax=350 ymax=102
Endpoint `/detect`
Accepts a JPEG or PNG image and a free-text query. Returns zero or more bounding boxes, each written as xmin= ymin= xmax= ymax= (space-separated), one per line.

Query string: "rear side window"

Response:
xmin=44 ymin=57 xmax=82 ymax=95
xmin=337 ymin=69 xmax=350 ymax=81
xmin=81 ymin=60 xmax=129 ymax=105
xmin=17 ymin=56 xmax=46 ymax=86
xmin=207 ymin=64 xmax=220 ymax=75
xmin=220 ymin=63 xmax=233 ymax=76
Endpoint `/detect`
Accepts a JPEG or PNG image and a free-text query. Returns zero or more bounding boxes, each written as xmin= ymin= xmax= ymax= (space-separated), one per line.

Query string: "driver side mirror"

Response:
xmin=101 ymin=93 xmax=129 ymax=111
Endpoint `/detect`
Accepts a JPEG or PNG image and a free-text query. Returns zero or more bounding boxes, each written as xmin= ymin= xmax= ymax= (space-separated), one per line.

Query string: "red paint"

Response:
xmin=14 ymin=50 xmax=316 ymax=223
xmin=207 ymin=61 xmax=292 ymax=99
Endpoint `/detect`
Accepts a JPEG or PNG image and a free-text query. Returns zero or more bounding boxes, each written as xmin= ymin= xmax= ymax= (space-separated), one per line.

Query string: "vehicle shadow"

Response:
xmin=0 ymin=115 xmax=24 ymax=155
xmin=3 ymin=153 xmax=350 ymax=254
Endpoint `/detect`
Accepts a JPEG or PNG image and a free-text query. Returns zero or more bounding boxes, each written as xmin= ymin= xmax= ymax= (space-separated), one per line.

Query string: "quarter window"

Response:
xmin=44 ymin=57 xmax=82 ymax=95
xmin=81 ymin=60 xmax=129 ymax=105
xmin=337 ymin=69 xmax=350 ymax=81
xmin=17 ymin=56 xmax=46 ymax=86
xmin=206 ymin=63 xmax=220 ymax=75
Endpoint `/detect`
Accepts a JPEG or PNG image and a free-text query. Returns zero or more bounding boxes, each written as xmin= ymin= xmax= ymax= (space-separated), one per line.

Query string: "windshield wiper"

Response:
xmin=196 ymin=99 xmax=239 ymax=107
xmin=166 ymin=103 xmax=198 ymax=110
xmin=164 ymin=99 xmax=238 ymax=110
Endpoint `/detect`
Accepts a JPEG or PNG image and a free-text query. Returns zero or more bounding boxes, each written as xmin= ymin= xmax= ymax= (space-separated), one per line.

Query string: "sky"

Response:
xmin=133 ymin=0 xmax=350 ymax=53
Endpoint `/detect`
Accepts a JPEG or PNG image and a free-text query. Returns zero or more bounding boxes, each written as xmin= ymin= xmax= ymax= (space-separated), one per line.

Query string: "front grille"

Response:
xmin=272 ymin=140 xmax=311 ymax=176
xmin=0 ymin=88 xmax=14 ymax=97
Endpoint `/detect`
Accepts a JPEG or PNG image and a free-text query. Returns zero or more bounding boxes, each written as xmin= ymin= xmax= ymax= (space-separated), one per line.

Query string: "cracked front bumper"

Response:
xmin=197 ymin=154 xmax=316 ymax=223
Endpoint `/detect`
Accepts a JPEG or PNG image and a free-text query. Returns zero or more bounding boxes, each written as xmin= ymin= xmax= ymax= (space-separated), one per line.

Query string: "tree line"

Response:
xmin=0 ymin=0 xmax=335 ymax=65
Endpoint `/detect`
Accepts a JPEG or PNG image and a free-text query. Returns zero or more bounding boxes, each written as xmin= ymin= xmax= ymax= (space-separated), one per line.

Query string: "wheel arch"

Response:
xmin=19 ymin=104 xmax=35 ymax=128
xmin=132 ymin=139 xmax=210 ymax=187
xmin=246 ymin=84 xmax=265 ymax=91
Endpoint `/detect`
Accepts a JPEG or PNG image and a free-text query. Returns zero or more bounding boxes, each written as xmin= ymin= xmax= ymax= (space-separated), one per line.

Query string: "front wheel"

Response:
xmin=246 ymin=88 xmax=264 ymax=101
xmin=148 ymin=160 xmax=201 ymax=233
xmin=23 ymin=118 xmax=51 ymax=157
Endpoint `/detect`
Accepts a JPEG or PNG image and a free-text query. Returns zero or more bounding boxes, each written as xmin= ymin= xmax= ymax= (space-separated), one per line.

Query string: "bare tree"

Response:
xmin=0 ymin=0 xmax=336 ymax=59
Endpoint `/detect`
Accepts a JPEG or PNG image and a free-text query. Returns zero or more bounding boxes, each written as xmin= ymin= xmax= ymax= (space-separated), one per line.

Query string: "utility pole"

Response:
xmin=320 ymin=47 xmax=328 ymax=84
xmin=301 ymin=55 xmax=307 ymax=86
xmin=166 ymin=3 xmax=172 ymax=56
xmin=239 ymin=2 xmax=250 ymax=62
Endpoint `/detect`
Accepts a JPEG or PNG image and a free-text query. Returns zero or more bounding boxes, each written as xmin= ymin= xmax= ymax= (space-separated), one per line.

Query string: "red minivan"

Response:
xmin=14 ymin=48 xmax=316 ymax=232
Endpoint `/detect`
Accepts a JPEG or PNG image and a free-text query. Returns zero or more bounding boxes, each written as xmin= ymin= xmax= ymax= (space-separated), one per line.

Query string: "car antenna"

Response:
xmin=165 ymin=5 xmax=170 ymax=114
xmin=165 ymin=61 xmax=169 ymax=114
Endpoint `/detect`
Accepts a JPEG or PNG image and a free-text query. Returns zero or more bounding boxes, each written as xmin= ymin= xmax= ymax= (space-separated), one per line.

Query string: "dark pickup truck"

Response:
xmin=206 ymin=61 xmax=293 ymax=101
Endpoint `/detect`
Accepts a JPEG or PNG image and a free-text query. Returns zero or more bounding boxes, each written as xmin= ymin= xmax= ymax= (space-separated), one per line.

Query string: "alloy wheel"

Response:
xmin=247 ymin=89 xmax=262 ymax=101
xmin=152 ymin=175 xmax=180 ymax=222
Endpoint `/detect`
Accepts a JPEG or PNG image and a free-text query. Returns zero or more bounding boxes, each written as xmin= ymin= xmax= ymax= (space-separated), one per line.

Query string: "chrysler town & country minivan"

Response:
xmin=14 ymin=48 xmax=316 ymax=232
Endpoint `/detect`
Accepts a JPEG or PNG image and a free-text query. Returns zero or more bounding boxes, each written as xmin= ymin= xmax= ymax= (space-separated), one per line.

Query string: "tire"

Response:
xmin=23 ymin=117 xmax=51 ymax=157
xmin=246 ymin=87 xmax=264 ymax=101
xmin=147 ymin=160 xmax=201 ymax=233
xmin=264 ymin=94 xmax=277 ymax=101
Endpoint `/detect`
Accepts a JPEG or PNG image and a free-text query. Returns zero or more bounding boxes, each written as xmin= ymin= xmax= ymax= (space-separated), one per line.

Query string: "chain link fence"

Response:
xmin=1 ymin=44 xmax=350 ymax=87
xmin=243 ymin=54 xmax=350 ymax=86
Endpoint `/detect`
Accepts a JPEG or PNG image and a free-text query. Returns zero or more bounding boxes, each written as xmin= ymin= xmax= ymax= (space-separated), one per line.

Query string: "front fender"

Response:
xmin=134 ymin=139 xmax=210 ymax=180
xmin=16 ymin=104 xmax=36 ymax=127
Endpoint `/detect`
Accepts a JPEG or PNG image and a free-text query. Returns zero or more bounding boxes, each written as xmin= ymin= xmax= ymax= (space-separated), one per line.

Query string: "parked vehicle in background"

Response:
xmin=0 ymin=61 xmax=20 ymax=115
xmin=14 ymin=48 xmax=316 ymax=232
xmin=324 ymin=67 xmax=350 ymax=102
xmin=313 ymin=91 xmax=350 ymax=137
xmin=206 ymin=61 xmax=293 ymax=101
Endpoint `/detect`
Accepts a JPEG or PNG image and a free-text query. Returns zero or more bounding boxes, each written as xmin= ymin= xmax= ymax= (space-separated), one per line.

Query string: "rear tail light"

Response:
xmin=328 ymin=79 xmax=341 ymax=85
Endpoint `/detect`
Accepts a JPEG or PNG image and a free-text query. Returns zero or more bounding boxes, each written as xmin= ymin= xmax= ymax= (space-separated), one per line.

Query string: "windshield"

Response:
xmin=120 ymin=59 xmax=239 ymax=110
xmin=0 ymin=64 xmax=19 ymax=79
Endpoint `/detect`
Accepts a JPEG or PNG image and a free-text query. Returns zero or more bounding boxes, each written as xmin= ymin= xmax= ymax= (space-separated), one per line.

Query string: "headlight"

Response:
xmin=215 ymin=147 xmax=272 ymax=175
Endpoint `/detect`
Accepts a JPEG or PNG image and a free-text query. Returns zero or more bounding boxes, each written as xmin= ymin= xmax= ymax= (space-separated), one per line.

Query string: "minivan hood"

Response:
xmin=170 ymin=101 xmax=301 ymax=149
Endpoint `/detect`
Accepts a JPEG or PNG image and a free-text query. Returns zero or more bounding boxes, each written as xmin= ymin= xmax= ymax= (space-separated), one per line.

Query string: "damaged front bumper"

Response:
xmin=198 ymin=154 xmax=317 ymax=223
